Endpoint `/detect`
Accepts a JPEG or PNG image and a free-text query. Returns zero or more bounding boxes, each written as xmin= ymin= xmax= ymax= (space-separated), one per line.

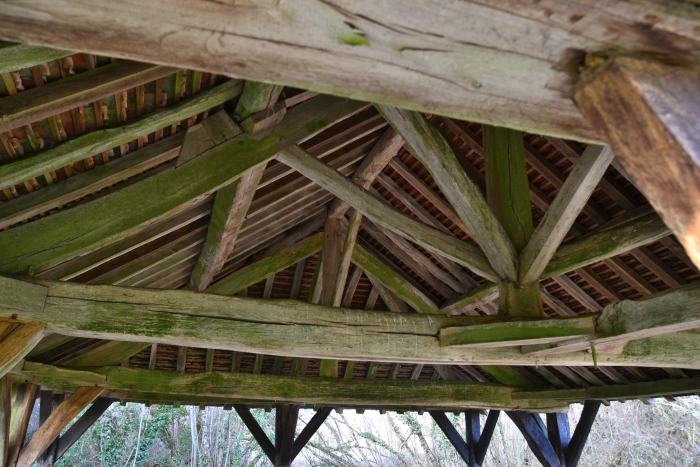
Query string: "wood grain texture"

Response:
xmin=575 ymin=56 xmax=700 ymax=269
xmin=519 ymin=145 xmax=614 ymax=284
xmin=19 ymin=362 xmax=563 ymax=411
xmin=0 ymin=323 xmax=45 ymax=378
xmin=7 ymin=0 xmax=698 ymax=141
xmin=15 ymin=386 xmax=103 ymax=467
xmin=0 ymin=60 xmax=175 ymax=133
xmin=378 ymin=106 xmax=517 ymax=281
xmin=0 ymin=96 xmax=367 ymax=275
xmin=0 ymin=42 xmax=72 ymax=74
xmin=206 ymin=233 xmax=324 ymax=296
xmin=277 ymin=145 xmax=499 ymax=281
xmin=5 ymin=278 xmax=700 ymax=369
xmin=352 ymin=243 xmax=439 ymax=314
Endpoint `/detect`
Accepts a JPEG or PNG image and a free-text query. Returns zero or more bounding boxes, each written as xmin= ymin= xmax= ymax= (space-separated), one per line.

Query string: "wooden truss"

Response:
xmin=0 ymin=3 xmax=700 ymax=464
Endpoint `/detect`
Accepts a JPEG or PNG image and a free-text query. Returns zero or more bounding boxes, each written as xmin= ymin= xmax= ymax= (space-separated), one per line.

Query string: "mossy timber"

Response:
xmin=2 ymin=17 xmax=700 ymax=463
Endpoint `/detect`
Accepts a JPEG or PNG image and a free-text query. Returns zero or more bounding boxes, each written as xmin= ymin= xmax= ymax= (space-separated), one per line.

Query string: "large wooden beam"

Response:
xmin=519 ymin=145 xmax=614 ymax=284
xmin=7 ymin=383 xmax=38 ymax=467
xmin=17 ymin=362 xmax=564 ymax=411
xmin=3 ymin=277 xmax=699 ymax=369
xmin=0 ymin=80 xmax=242 ymax=191
xmin=276 ymin=146 xmax=499 ymax=281
xmin=0 ymin=60 xmax=175 ymax=133
xmin=574 ymin=56 xmax=700 ymax=270
xmin=55 ymin=397 xmax=114 ymax=461
xmin=6 ymin=2 xmax=696 ymax=141
xmin=15 ymin=386 xmax=103 ymax=467
xmin=378 ymin=106 xmax=517 ymax=281
xmin=0 ymin=95 xmax=367 ymax=275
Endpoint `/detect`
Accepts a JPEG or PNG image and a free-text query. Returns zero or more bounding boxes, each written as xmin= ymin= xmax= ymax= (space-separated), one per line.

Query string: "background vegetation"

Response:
xmin=50 ymin=396 xmax=700 ymax=466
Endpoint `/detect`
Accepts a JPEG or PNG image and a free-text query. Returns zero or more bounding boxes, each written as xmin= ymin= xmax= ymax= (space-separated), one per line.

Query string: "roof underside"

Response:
xmin=1 ymin=50 xmax=699 ymax=410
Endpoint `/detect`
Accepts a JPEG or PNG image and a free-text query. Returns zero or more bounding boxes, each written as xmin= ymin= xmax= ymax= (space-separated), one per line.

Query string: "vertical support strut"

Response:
xmin=430 ymin=409 xmax=500 ymax=466
xmin=507 ymin=401 xmax=601 ymax=467
xmin=234 ymin=404 xmax=332 ymax=466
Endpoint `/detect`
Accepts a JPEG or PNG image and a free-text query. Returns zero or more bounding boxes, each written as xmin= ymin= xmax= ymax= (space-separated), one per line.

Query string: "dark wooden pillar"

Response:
xmin=235 ymin=404 xmax=331 ymax=466
xmin=430 ymin=409 xmax=500 ymax=466
xmin=507 ymin=401 xmax=601 ymax=467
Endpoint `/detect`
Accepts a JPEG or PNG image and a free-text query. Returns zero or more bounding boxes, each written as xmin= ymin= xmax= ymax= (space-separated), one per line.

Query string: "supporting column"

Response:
xmin=483 ymin=126 xmax=541 ymax=318
xmin=430 ymin=409 xmax=500 ymax=466
xmin=507 ymin=400 xmax=601 ymax=467
xmin=234 ymin=404 xmax=332 ymax=466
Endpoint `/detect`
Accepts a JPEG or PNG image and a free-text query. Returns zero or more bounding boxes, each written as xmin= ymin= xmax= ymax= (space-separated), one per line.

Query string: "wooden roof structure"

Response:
xmin=0 ymin=2 xmax=700 ymax=466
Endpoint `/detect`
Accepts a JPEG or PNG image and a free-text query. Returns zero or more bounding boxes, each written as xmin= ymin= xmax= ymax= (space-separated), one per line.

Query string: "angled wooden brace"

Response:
xmin=507 ymin=400 xmax=601 ymax=467
xmin=54 ymin=398 xmax=115 ymax=462
xmin=430 ymin=409 xmax=500 ymax=466
xmin=234 ymin=404 xmax=332 ymax=467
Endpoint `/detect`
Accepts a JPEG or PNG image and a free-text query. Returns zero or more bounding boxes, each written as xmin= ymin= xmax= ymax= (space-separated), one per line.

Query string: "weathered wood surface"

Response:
xmin=352 ymin=243 xmax=439 ymax=314
xmin=5 ymin=2 xmax=700 ymax=141
xmin=575 ymin=56 xmax=700 ymax=269
xmin=0 ymin=322 xmax=45 ymax=379
xmin=0 ymin=60 xmax=175 ymax=133
xmin=0 ymin=42 xmax=72 ymax=74
xmin=233 ymin=81 xmax=283 ymax=123
xmin=17 ymin=362 xmax=564 ymax=411
xmin=519 ymin=145 xmax=614 ymax=284
xmin=0 ymin=133 xmax=184 ymax=230
xmin=542 ymin=208 xmax=669 ymax=279
xmin=206 ymin=233 xmax=324 ymax=296
xmin=441 ymin=317 xmax=595 ymax=348
xmin=7 ymin=383 xmax=37 ymax=467
xmin=14 ymin=386 xmax=103 ymax=467
xmin=55 ymin=398 xmax=114 ymax=461
xmin=379 ymin=106 xmax=517 ymax=281
xmin=0 ymin=80 xmax=242 ymax=191
xmin=3 ymin=277 xmax=700 ymax=369
xmin=513 ymin=377 xmax=700 ymax=402
xmin=277 ymin=145 xmax=499 ymax=281
xmin=446 ymin=282 xmax=700 ymax=353
xmin=0 ymin=95 xmax=367 ymax=275
xmin=0 ymin=275 xmax=47 ymax=313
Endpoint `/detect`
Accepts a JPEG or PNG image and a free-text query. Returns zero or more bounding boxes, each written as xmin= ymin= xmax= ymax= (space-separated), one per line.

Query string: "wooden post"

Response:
xmin=483 ymin=125 xmax=541 ymax=318
xmin=430 ymin=409 xmax=500 ymax=466
xmin=275 ymin=404 xmax=299 ymax=467
xmin=7 ymin=383 xmax=38 ymax=467
xmin=574 ymin=56 xmax=700 ymax=270
xmin=15 ymin=387 xmax=103 ymax=467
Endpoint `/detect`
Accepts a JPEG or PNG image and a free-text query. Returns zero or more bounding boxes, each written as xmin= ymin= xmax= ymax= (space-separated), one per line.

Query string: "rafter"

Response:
xmin=276 ymin=145 xmax=498 ymax=281
xmin=519 ymin=145 xmax=615 ymax=284
xmin=0 ymin=80 xmax=242 ymax=191
xmin=0 ymin=60 xmax=175 ymax=133
xmin=0 ymin=42 xmax=72 ymax=74
xmin=377 ymin=105 xmax=517 ymax=281
xmin=0 ymin=95 xmax=367 ymax=275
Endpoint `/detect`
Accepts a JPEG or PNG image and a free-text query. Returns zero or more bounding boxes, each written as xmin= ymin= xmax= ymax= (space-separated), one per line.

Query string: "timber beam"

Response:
xmin=0 ymin=95 xmax=368 ymax=275
xmin=441 ymin=282 xmax=700 ymax=355
xmin=574 ymin=56 xmax=700 ymax=270
xmin=0 ymin=42 xmax=72 ymax=75
xmin=0 ymin=60 xmax=176 ymax=133
xmin=14 ymin=361 xmax=565 ymax=411
xmin=0 ymin=79 xmax=243 ymax=191
xmin=2 ymin=276 xmax=700 ymax=369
